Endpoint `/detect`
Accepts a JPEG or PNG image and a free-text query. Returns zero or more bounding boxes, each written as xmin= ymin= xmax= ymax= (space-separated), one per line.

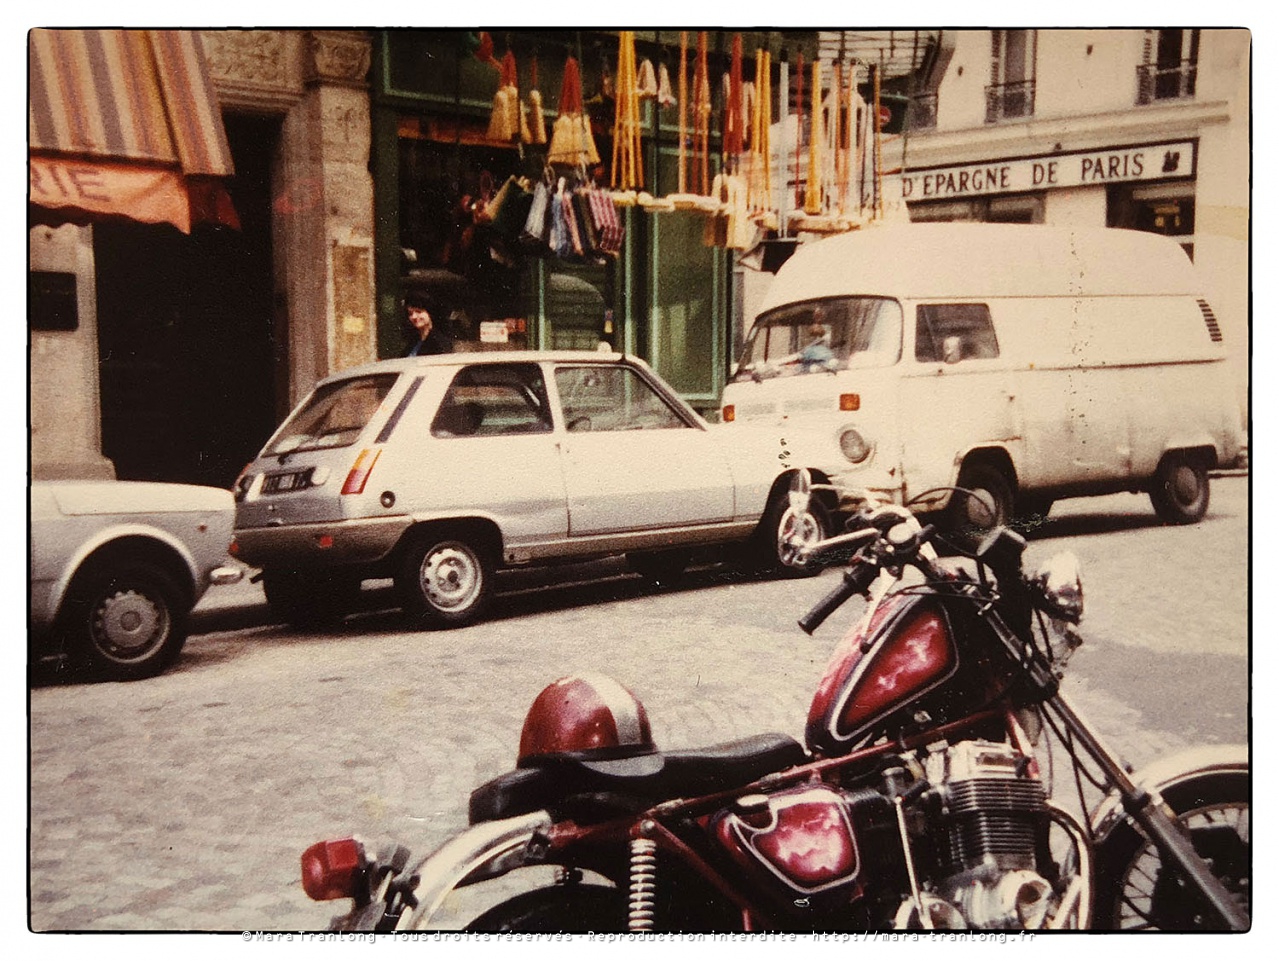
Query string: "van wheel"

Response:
xmin=399 ymin=533 xmax=492 ymax=629
xmin=1150 ymin=454 xmax=1210 ymax=524
xmin=758 ymin=489 xmax=829 ymax=577
xmin=949 ymin=463 xmax=1014 ymax=539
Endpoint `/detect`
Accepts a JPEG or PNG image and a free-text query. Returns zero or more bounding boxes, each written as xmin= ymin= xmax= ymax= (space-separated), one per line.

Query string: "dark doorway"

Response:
xmin=95 ymin=114 xmax=280 ymax=487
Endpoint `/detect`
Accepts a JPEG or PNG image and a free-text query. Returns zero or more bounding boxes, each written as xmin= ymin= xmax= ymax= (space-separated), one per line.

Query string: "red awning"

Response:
xmin=28 ymin=29 xmax=239 ymax=233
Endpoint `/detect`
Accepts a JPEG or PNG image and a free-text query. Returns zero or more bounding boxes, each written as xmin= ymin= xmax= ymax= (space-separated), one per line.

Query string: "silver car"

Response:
xmin=231 ymin=352 xmax=838 ymax=629
xmin=30 ymin=480 xmax=243 ymax=680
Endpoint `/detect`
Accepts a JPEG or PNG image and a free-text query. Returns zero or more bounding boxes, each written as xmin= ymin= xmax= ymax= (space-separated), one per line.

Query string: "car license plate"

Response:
xmin=262 ymin=469 xmax=313 ymax=494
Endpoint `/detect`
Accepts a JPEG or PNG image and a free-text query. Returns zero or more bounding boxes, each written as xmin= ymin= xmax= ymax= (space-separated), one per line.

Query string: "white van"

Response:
xmin=720 ymin=223 xmax=1243 ymax=529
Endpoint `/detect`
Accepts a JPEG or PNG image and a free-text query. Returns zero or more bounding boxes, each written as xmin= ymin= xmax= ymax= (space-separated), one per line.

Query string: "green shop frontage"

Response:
xmin=369 ymin=30 xmax=803 ymax=412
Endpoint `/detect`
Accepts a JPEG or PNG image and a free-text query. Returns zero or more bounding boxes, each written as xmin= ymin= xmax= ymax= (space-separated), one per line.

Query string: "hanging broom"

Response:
xmin=548 ymin=56 xmax=599 ymax=167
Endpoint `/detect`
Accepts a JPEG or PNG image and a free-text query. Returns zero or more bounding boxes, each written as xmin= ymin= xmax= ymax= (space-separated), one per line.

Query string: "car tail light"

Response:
xmin=722 ymin=404 xmax=736 ymax=423
xmin=301 ymin=838 xmax=365 ymax=901
xmin=233 ymin=463 xmax=254 ymax=498
xmin=341 ymin=448 xmax=382 ymax=495
xmin=839 ymin=393 xmax=860 ymax=411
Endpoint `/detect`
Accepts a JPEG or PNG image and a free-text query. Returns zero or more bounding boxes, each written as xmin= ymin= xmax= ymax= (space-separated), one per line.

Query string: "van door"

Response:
xmin=899 ymin=303 xmax=1019 ymax=497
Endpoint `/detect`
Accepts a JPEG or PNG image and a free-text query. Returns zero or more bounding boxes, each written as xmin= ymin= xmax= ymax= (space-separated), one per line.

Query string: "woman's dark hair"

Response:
xmin=404 ymin=289 xmax=436 ymax=312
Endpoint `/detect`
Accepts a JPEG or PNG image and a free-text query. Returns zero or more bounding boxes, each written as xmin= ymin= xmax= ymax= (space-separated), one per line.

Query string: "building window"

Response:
xmin=908 ymin=93 xmax=938 ymax=130
xmin=1107 ymin=181 xmax=1196 ymax=261
xmin=986 ymin=30 xmax=1036 ymax=122
xmin=1137 ymin=29 xmax=1199 ymax=104
xmin=29 ymin=270 xmax=79 ymax=331
xmin=908 ymin=192 xmax=1044 ymax=224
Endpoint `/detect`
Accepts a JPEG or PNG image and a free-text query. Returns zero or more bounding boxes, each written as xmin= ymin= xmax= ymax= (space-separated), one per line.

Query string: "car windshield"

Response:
xmin=264 ymin=374 xmax=398 ymax=455
xmin=732 ymin=297 xmax=903 ymax=382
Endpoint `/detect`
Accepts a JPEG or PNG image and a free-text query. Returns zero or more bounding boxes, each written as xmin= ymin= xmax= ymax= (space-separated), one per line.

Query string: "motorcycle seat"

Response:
xmin=469 ymin=732 xmax=807 ymax=825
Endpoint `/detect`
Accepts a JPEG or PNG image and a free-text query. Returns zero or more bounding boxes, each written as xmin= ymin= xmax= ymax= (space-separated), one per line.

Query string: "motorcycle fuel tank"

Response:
xmin=806 ymin=594 xmax=961 ymax=756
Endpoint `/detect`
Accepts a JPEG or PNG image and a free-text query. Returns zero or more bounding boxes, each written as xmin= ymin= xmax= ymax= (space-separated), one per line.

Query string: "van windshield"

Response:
xmin=733 ymin=297 xmax=902 ymax=382
xmin=265 ymin=374 xmax=398 ymax=456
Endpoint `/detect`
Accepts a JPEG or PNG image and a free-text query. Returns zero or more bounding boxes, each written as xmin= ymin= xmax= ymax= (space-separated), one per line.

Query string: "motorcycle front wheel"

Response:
xmin=1093 ymin=770 xmax=1249 ymax=931
xmin=465 ymin=883 xmax=625 ymax=933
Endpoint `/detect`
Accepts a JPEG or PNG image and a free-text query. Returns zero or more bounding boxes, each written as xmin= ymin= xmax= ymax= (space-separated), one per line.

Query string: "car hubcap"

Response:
xmin=1171 ymin=465 xmax=1201 ymax=505
xmin=420 ymin=546 xmax=481 ymax=611
xmin=778 ymin=508 xmax=821 ymax=567
xmin=92 ymin=589 xmax=167 ymax=659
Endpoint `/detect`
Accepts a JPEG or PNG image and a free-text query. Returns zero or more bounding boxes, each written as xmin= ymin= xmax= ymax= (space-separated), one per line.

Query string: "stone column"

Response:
xmin=29 ymin=224 xmax=117 ymax=480
xmin=275 ymin=30 xmax=376 ymax=406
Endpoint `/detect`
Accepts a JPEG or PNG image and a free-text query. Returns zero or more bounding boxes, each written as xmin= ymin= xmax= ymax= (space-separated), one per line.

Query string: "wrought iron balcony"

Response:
xmin=985 ymin=80 xmax=1035 ymax=123
xmin=1136 ymin=61 xmax=1197 ymax=104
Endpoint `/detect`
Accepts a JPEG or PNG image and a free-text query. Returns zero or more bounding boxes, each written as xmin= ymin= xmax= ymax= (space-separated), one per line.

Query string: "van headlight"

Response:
xmin=839 ymin=428 xmax=871 ymax=464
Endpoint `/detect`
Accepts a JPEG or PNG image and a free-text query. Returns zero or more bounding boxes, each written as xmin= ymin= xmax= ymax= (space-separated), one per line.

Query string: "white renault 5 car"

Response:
xmin=30 ymin=480 xmax=243 ymax=680
xmin=231 ymin=352 xmax=845 ymax=629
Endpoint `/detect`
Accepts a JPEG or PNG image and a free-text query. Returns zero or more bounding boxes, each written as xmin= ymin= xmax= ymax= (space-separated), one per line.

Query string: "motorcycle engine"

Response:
xmin=913 ymin=739 xmax=1053 ymax=929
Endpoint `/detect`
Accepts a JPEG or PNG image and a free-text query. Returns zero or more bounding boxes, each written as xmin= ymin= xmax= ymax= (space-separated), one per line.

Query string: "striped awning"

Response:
xmin=29 ymin=29 xmax=238 ymax=232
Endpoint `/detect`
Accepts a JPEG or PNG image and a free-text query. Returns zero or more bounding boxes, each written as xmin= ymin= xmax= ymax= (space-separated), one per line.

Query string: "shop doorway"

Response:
xmin=95 ymin=114 xmax=280 ymax=487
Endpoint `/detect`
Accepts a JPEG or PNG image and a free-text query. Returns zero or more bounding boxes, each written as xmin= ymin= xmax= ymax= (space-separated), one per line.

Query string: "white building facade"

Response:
xmin=886 ymin=28 xmax=1249 ymax=425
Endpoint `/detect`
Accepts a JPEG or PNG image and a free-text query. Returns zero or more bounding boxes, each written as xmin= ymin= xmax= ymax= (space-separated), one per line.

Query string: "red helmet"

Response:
xmin=518 ymin=673 xmax=655 ymax=764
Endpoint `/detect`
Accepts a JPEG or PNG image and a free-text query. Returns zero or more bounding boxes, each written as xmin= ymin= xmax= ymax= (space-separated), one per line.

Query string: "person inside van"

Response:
xmin=788 ymin=322 xmax=838 ymax=373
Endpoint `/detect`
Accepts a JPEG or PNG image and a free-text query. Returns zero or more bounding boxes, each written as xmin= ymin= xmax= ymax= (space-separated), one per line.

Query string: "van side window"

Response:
xmin=916 ymin=304 xmax=1000 ymax=363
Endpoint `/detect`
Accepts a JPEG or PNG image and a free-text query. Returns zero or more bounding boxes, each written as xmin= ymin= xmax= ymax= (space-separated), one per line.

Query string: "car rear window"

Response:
xmin=265 ymin=374 xmax=398 ymax=455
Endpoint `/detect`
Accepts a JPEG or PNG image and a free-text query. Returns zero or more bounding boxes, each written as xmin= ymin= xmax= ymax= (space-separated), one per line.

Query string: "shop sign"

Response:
xmin=899 ymin=140 xmax=1196 ymax=201
xmin=480 ymin=321 xmax=510 ymax=344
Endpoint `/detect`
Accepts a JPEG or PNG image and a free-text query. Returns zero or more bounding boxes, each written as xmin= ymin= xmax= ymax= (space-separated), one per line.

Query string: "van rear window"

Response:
xmin=733 ymin=297 xmax=902 ymax=382
xmin=916 ymin=304 xmax=1000 ymax=363
xmin=265 ymin=374 xmax=398 ymax=455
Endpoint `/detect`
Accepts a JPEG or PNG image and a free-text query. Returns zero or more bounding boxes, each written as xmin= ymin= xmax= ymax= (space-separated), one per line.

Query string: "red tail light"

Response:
xmin=301 ymin=838 xmax=364 ymax=901
xmin=341 ymin=448 xmax=381 ymax=495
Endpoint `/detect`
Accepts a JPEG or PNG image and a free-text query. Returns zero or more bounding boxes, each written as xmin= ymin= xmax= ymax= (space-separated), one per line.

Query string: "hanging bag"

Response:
xmin=521 ymin=176 xmax=553 ymax=250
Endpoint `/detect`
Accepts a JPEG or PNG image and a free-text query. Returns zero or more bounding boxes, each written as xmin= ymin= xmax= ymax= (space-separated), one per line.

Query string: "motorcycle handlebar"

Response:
xmin=798 ymin=561 xmax=880 ymax=635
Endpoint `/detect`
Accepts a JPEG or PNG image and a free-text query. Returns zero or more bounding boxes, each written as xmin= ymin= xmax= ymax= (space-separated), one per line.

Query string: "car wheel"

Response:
xmin=627 ymin=550 xmax=689 ymax=588
xmin=947 ymin=463 xmax=1014 ymax=542
xmin=60 ymin=560 xmax=188 ymax=681
xmin=262 ymin=570 xmax=359 ymax=628
xmin=398 ymin=534 xmax=492 ymax=629
xmin=1149 ymin=453 xmax=1210 ymax=524
xmin=759 ymin=489 xmax=829 ymax=577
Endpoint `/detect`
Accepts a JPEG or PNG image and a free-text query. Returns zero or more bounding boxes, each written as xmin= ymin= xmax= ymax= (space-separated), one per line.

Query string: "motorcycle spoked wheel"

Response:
xmin=464 ymin=883 xmax=625 ymax=933
xmin=1093 ymin=771 xmax=1249 ymax=931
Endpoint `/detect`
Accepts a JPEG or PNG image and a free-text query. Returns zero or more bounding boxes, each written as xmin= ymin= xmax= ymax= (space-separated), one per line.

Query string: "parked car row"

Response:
xmin=229 ymin=352 xmax=844 ymax=630
xmin=31 ymin=225 xmax=1245 ymax=681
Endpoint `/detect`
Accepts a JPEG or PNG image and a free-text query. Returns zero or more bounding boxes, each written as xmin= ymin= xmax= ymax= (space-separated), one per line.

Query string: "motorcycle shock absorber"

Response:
xmin=628 ymin=837 xmax=659 ymax=931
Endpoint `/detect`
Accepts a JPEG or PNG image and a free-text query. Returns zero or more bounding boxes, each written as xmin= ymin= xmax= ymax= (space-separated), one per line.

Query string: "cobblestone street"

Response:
xmin=27 ymin=477 xmax=1249 ymax=932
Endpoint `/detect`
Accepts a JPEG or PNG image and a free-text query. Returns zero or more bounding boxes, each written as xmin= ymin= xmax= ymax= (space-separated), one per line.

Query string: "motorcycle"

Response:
xmin=299 ymin=473 xmax=1249 ymax=932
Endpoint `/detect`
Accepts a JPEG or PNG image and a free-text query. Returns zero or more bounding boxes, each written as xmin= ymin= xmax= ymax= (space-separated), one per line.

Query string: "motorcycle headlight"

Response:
xmin=1029 ymin=551 xmax=1084 ymax=623
xmin=839 ymin=428 xmax=871 ymax=464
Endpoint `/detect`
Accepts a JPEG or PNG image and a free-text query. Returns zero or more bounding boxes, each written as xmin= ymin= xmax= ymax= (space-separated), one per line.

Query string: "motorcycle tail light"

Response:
xmin=341 ymin=448 xmax=381 ymax=495
xmin=301 ymin=838 xmax=364 ymax=901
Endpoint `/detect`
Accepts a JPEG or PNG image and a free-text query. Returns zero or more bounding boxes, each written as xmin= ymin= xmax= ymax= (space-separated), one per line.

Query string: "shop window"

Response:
xmin=544 ymin=262 xmax=611 ymax=351
xmin=1107 ymin=182 xmax=1195 ymax=260
xmin=916 ymin=304 xmax=999 ymax=363
xmin=650 ymin=210 xmax=720 ymax=397
xmin=908 ymin=193 xmax=1043 ymax=224
xmin=396 ymin=132 xmax=528 ymax=353
xmin=1137 ymin=29 xmax=1199 ymax=104
xmin=986 ymin=30 xmax=1036 ymax=122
